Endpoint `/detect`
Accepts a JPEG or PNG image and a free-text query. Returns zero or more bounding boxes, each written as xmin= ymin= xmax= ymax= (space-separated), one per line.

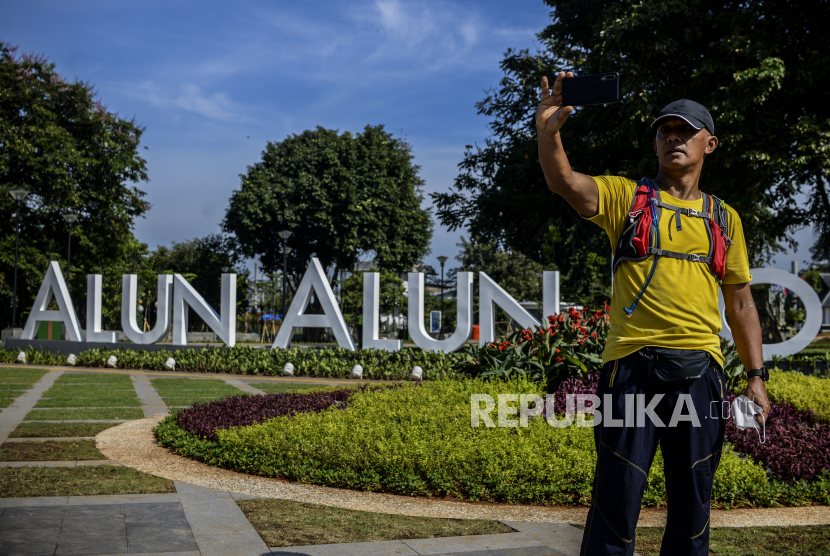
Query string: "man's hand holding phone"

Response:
xmin=536 ymin=72 xmax=574 ymax=135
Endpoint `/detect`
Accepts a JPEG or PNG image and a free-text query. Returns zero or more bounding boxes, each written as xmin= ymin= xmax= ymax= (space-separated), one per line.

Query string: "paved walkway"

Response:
xmin=0 ymin=481 xmax=583 ymax=556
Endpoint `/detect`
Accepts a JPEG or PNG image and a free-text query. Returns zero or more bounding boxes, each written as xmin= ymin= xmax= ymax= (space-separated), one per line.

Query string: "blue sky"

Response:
xmin=1 ymin=0 xmax=812 ymax=275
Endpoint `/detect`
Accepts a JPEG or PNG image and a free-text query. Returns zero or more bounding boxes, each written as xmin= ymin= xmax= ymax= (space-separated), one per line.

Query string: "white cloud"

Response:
xmin=132 ymin=81 xmax=239 ymax=121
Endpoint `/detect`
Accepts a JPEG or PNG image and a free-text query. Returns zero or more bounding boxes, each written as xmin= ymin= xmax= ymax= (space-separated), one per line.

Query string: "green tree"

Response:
xmin=145 ymin=234 xmax=247 ymax=331
xmin=0 ymin=41 xmax=149 ymax=328
xmin=338 ymin=267 xmax=407 ymax=326
xmin=433 ymin=0 xmax=830 ymax=293
xmin=224 ymin=125 xmax=433 ymax=287
xmin=453 ymin=237 xmax=547 ymax=334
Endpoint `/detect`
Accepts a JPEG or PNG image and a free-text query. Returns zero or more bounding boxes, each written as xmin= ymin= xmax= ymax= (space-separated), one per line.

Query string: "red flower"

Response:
xmin=591 ymin=332 xmax=598 ymax=339
xmin=556 ymin=356 xmax=563 ymax=362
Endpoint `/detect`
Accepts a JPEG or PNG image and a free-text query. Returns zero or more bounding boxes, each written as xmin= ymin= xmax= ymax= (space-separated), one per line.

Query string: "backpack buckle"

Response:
xmin=688 ymin=254 xmax=701 ymax=262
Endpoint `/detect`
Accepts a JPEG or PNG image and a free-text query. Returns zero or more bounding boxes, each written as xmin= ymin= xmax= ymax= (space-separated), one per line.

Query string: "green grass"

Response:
xmin=635 ymin=526 xmax=830 ymax=555
xmin=0 ymin=466 xmax=175 ymax=497
xmin=0 ymin=369 xmax=47 ymax=408
xmin=255 ymin=382 xmax=328 ymax=394
xmin=151 ymin=377 xmax=245 ymax=406
xmin=44 ymin=385 xmax=137 ymax=397
xmin=24 ymin=407 xmax=144 ymax=420
xmin=237 ymin=498 xmax=514 ymax=547
xmin=0 ymin=440 xmax=105 ymax=461
xmin=35 ymin=396 xmax=142 ymax=408
xmin=54 ymin=373 xmax=133 ymax=385
xmin=8 ymin=422 xmax=118 ymax=438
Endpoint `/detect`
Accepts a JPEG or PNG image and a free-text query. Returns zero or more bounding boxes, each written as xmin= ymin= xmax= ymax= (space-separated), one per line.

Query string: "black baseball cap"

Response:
xmin=651 ymin=99 xmax=715 ymax=135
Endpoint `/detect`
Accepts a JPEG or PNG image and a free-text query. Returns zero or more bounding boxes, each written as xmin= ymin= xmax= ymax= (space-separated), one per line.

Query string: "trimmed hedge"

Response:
xmin=765 ymin=369 xmax=830 ymax=423
xmin=0 ymin=346 xmax=463 ymax=380
xmin=155 ymin=377 xmax=830 ymax=508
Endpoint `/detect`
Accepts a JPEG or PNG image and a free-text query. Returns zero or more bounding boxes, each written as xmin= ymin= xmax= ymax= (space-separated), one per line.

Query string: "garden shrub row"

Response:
xmin=155 ymin=376 xmax=830 ymax=508
xmin=0 ymin=346 xmax=463 ymax=380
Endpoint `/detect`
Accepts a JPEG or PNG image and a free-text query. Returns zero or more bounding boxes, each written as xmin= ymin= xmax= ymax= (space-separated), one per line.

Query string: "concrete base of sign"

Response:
xmin=1 ymin=329 xmax=22 ymax=341
xmin=3 ymin=339 xmax=229 ymax=355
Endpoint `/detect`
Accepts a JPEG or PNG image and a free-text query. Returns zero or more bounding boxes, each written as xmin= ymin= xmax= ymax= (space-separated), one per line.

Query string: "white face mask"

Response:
xmin=731 ymin=395 xmax=765 ymax=444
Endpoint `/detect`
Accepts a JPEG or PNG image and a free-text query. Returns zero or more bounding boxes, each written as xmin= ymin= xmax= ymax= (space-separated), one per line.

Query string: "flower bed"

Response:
xmin=176 ymin=385 xmax=394 ymax=441
xmin=155 ymin=376 xmax=830 ymax=508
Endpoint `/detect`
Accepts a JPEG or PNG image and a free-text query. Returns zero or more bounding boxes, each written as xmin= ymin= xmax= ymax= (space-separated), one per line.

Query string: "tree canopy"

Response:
xmin=224 ymin=125 xmax=433 ymax=287
xmin=0 ymin=41 xmax=150 ymax=327
xmin=432 ymin=0 xmax=830 ymax=302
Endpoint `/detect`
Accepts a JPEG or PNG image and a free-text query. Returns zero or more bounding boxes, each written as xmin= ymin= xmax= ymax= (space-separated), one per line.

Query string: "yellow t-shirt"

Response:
xmin=588 ymin=176 xmax=752 ymax=367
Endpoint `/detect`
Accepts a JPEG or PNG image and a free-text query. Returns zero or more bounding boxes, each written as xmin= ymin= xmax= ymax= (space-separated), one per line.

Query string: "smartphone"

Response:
xmin=561 ymin=72 xmax=620 ymax=107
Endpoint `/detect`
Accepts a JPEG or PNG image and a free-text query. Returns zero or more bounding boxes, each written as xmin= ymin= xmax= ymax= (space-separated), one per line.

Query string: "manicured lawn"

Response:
xmin=53 ymin=373 xmax=133 ymax=385
xmin=0 ymin=440 xmax=105 ymax=461
xmin=0 ymin=466 xmax=175 ymax=497
xmin=151 ymin=377 xmax=245 ymax=406
xmin=43 ymin=385 xmax=137 ymax=397
xmin=237 ymin=498 xmax=514 ymax=547
xmin=0 ymin=368 xmax=47 ymax=408
xmin=8 ymin=422 xmax=117 ymax=438
xmin=35 ymin=396 xmax=142 ymax=408
xmin=255 ymin=382 xmax=328 ymax=394
xmin=24 ymin=408 xmax=144 ymax=421
xmin=635 ymin=526 xmax=830 ymax=556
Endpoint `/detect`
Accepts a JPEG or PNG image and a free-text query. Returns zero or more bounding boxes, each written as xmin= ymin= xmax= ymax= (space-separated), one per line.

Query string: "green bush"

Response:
xmin=0 ymin=346 xmax=464 ymax=380
xmin=764 ymin=369 xmax=830 ymax=423
xmin=155 ymin=378 xmax=828 ymax=508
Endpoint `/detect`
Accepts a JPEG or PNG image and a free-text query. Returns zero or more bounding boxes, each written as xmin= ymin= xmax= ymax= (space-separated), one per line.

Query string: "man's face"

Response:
xmin=653 ymin=117 xmax=718 ymax=171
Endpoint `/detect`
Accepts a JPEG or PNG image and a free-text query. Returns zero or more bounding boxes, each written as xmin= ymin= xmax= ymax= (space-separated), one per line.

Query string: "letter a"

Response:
xmin=273 ymin=258 xmax=355 ymax=350
xmin=21 ymin=262 xmax=83 ymax=341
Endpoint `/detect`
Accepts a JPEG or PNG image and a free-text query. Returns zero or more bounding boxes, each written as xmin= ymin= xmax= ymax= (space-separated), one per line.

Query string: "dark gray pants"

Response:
xmin=580 ymin=352 xmax=726 ymax=556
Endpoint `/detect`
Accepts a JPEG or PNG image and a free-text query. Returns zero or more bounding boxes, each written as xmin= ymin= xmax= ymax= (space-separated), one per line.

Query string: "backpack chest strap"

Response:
xmin=652 ymin=198 xmax=710 ymax=231
xmin=646 ymin=247 xmax=712 ymax=265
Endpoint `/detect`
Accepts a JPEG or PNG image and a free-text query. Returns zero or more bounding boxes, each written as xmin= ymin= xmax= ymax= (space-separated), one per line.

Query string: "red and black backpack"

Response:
xmin=613 ymin=178 xmax=733 ymax=317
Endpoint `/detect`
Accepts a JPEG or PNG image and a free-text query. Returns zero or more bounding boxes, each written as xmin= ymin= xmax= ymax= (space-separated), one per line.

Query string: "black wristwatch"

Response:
xmin=747 ymin=367 xmax=769 ymax=382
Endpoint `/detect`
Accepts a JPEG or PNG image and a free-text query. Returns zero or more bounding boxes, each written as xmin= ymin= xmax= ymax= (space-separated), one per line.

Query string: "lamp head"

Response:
xmin=282 ymin=246 xmax=293 ymax=255
xmin=278 ymin=230 xmax=293 ymax=240
xmin=437 ymin=256 xmax=449 ymax=265
xmin=63 ymin=212 xmax=78 ymax=225
xmin=222 ymin=266 xmax=230 ymax=273
xmin=9 ymin=188 xmax=29 ymax=202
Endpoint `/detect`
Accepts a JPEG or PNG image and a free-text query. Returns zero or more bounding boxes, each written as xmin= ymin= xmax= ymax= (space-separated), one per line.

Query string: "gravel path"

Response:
xmin=95 ymin=416 xmax=830 ymax=528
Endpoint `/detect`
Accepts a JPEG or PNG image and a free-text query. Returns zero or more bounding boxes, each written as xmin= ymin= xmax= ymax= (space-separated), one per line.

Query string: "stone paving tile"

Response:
xmin=501 ymin=522 xmax=582 ymax=556
xmin=127 ymin=522 xmax=199 ymax=553
xmin=56 ymin=531 xmax=128 ymax=556
xmin=131 ymin=373 xmax=169 ymax=417
xmin=0 ymin=496 xmax=69 ymax=508
xmin=270 ymin=539 xmax=419 ymax=555
xmin=402 ymin=534 xmax=543 ymax=555
xmin=0 ymin=506 xmax=65 ymax=530
xmin=0 ymin=526 xmax=61 ymax=555
xmin=66 ymin=493 xmax=181 ymax=506
xmin=4 ymin=436 xmax=94 ymax=442
xmin=222 ymin=377 xmax=266 ymax=396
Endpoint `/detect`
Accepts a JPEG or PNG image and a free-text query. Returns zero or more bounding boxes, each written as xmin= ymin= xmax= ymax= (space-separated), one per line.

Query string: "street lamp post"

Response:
xmin=437 ymin=256 xmax=448 ymax=340
xmin=277 ymin=231 xmax=293 ymax=320
xmin=62 ymin=212 xmax=78 ymax=293
xmin=9 ymin=189 xmax=29 ymax=329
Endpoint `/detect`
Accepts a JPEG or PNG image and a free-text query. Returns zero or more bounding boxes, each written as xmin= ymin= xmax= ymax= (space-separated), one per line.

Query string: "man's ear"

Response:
xmin=706 ymin=134 xmax=719 ymax=155
xmin=653 ymin=137 xmax=658 ymax=157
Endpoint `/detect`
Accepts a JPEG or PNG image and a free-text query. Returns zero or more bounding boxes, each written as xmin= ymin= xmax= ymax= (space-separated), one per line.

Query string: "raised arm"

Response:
xmin=722 ymin=282 xmax=771 ymax=423
xmin=536 ymin=73 xmax=599 ymax=217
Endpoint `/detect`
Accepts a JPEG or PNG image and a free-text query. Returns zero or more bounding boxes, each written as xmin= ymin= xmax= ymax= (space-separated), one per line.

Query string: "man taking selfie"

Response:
xmin=535 ymin=72 xmax=771 ymax=556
